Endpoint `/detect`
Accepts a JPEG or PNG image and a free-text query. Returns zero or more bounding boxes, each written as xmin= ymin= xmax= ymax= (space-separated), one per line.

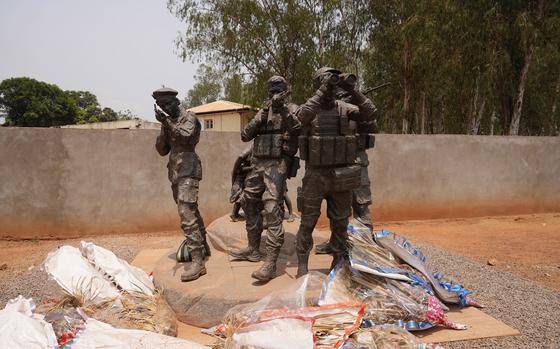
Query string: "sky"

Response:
xmin=0 ymin=0 xmax=198 ymax=122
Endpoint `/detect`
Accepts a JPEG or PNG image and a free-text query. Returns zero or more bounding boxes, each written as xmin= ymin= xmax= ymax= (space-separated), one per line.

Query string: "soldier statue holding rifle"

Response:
xmin=153 ymin=87 xmax=211 ymax=282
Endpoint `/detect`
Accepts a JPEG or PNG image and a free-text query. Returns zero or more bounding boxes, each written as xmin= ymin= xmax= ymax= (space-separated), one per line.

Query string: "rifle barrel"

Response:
xmin=362 ymin=82 xmax=391 ymax=95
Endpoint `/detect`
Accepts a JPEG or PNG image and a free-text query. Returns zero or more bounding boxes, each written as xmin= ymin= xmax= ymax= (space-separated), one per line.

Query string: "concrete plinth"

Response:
xmin=153 ymin=214 xmax=333 ymax=328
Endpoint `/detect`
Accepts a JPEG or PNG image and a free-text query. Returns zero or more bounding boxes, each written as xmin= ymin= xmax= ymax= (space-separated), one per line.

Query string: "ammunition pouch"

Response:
xmin=331 ymin=165 xmax=361 ymax=192
xmin=253 ymin=134 xmax=283 ymax=158
xmin=299 ymin=135 xmax=357 ymax=166
xmin=357 ymin=134 xmax=375 ymax=150
xmin=287 ymin=156 xmax=300 ymax=178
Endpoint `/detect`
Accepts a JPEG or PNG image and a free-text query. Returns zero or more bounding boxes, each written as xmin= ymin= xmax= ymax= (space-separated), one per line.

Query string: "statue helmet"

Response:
xmin=152 ymin=87 xmax=178 ymax=100
xmin=266 ymin=75 xmax=288 ymax=96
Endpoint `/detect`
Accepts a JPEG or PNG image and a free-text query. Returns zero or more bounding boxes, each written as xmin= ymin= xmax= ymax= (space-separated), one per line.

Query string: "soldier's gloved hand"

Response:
xmin=254 ymin=110 xmax=265 ymax=123
xmin=318 ymin=73 xmax=338 ymax=98
xmin=271 ymin=93 xmax=285 ymax=108
xmin=154 ymin=106 xmax=167 ymax=123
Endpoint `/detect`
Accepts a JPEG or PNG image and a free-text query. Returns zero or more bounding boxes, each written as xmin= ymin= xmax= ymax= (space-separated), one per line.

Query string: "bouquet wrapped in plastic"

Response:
xmin=320 ymin=263 xmax=464 ymax=331
xmin=342 ymin=325 xmax=444 ymax=349
xmin=213 ymin=273 xmax=366 ymax=349
xmin=373 ymin=230 xmax=480 ymax=307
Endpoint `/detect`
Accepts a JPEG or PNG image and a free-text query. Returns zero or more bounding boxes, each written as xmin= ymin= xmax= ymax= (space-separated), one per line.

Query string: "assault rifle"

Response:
xmin=361 ymin=82 xmax=391 ymax=95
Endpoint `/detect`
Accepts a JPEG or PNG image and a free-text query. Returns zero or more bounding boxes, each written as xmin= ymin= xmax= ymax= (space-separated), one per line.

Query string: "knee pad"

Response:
xmin=262 ymin=200 xmax=282 ymax=227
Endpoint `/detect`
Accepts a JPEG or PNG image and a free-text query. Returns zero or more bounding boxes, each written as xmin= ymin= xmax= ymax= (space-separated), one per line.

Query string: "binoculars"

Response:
xmin=324 ymin=72 xmax=357 ymax=87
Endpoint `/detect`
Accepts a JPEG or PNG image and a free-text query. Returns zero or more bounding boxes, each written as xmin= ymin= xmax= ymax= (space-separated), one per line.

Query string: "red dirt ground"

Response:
xmin=379 ymin=213 xmax=560 ymax=291
xmin=1 ymin=213 xmax=559 ymax=291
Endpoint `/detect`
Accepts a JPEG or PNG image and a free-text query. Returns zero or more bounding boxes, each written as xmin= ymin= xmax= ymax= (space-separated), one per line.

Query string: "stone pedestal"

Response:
xmin=153 ymin=214 xmax=333 ymax=327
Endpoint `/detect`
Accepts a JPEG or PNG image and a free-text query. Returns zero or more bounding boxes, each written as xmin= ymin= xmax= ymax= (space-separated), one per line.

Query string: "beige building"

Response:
xmin=188 ymin=100 xmax=256 ymax=132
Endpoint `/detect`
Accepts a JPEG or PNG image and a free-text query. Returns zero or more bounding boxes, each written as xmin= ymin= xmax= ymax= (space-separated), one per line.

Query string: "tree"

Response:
xmin=169 ymin=0 xmax=560 ymax=135
xmin=168 ymin=0 xmax=372 ymax=107
xmin=0 ymin=77 xmax=135 ymax=127
xmin=116 ymin=109 xmax=137 ymax=120
xmin=66 ymin=90 xmax=103 ymax=124
xmin=224 ymin=74 xmax=244 ymax=104
xmin=0 ymin=77 xmax=77 ymax=127
xmin=183 ymin=64 xmax=223 ymax=108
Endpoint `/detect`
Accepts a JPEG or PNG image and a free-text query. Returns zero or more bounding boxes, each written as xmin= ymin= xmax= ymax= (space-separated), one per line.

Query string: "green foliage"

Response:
xmin=66 ymin=90 xmax=134 ymax=123
xmin=0 ymin=77 xmax=77 ymax=127
xmin=169 ymin=0 xmax=560 ymax=135
xmin=183 ymin=64 xmax=223 ymax=108
xmin=224 ymin=74 xmax=243 ymax=103
xmin=116 ymin=109 xmax=137 ymax=121
xmin=0 ymin=77 xmax=136 ymax=127
xmin=183 ymin=65 xmax=256 ymax=107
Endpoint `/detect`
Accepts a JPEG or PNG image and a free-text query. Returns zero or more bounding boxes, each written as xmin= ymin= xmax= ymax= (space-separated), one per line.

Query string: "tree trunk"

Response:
xmin=509 ymin=46 xmax=534 ymax=135
xmin=551 ymin=71 xmax=560 ymax=136
xmin=420 ymin=92 xmax=426 ymax=134
xmin=509 ymin=0 xmax=544 ymax=135
xmin=468 ymin=75 xmax=480 ymax=135
xmin=472 ymin=98 xmax=486 ymax=135
xmin=440 ymin=100 xmax=446 ymax=134
xmin=402 ymin=39 xmax=411 ymax=134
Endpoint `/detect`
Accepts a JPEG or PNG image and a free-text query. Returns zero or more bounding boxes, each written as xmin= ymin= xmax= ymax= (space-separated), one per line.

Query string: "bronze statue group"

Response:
xmin=152 ymin=67 xmax=376 ymax=283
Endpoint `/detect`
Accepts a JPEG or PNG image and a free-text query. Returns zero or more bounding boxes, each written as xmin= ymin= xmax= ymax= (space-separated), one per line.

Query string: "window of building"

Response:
xmin=205 ymin=119 xmax=214 ymax=129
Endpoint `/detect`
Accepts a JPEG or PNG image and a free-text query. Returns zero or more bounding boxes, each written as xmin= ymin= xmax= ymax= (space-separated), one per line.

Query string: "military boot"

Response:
xmin=229 ymin=246 xmax=261 ymax=262
xmin=229 ymin=232 xmax=261 ymax=262
xmin=296 ymin=252 xmax=310 ymax=278
xmin=330 ymin=253 xmax=346 ymax=271
xmin=315 ymin=240 xmax=333 ymax=255
xmin=181 ymin=249 xmax=207 ymax=282
xmin=201 ymin=230 xmax=212 ymax=257
xmin=251 ymin=249 xmax=279 ymax=282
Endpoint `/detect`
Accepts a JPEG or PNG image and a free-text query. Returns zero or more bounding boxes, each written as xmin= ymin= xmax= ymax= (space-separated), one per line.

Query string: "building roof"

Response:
xmin=188 ymin=100 xmax=255 ymax=115
xmin=59 ymin=119 xmax=161 ymax=130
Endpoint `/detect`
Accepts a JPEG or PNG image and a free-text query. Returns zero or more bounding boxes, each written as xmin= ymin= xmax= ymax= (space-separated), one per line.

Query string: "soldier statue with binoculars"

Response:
xmin=294 ymin=67 xmax=377 ymax=277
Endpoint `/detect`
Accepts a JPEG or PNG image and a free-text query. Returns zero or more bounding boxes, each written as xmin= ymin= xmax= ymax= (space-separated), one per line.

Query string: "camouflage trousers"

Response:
xmin=352 ymin=163 xmax=373 ymax=229
xmin=296 ymin=167 xmax=353 ymax=258
xmin=242 ymin=159 xmax=287 ymax=254
xmin=172 ymin=176 xmax=206 ymax=253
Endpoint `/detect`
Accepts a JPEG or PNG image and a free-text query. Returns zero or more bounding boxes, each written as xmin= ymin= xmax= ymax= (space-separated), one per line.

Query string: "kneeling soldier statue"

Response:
xmin=295 ymin=67 xmax=377 ymax=277
xmin=229 ymin=76 xmax=301 ymax=282
xmin=153 ymin=87 xmax=210 ymax=282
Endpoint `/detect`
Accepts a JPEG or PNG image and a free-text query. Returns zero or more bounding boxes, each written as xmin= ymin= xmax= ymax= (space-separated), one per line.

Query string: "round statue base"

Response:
xmin=153 ymin=214 xmax=333 ymax=328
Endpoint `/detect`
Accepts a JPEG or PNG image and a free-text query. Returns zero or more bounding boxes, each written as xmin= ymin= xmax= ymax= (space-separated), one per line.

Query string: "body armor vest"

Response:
xmin=253 ymin=108 xmax=286 ymax=159
xmin=299 ymin=105 xmax=357 ymax=166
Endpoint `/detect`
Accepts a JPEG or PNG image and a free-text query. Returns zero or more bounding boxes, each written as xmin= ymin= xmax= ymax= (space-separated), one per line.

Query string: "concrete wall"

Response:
xmin=0 ymin=128 xmax=559 ymax=238
xmin=369 ymin=135 xmax=560 ymax=220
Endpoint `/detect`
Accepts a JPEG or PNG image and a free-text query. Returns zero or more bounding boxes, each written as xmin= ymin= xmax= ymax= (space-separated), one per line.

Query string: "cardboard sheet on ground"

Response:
xmin=132 ymin=244 xmax=519 ymax=344
xmin=417 ymin=306 xmax=519 ymax=343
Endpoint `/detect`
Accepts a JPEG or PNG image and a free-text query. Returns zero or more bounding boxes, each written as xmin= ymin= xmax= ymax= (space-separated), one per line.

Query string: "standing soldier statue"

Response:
xmin=295 ymin=67 xmax=377 ymax=277
xmin=229 ymin=76 xmax=301 ymax=282
xmin=315 ymin=79 xmax=377 ymax=255
xmin=153 ymin=87 xmax=210 ymax=282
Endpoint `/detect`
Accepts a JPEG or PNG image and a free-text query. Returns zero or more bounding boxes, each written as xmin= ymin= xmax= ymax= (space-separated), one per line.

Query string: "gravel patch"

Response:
xmin=1 ymin=234 xmax=558 ymax=348
xmin=417 ymin=243 xmax=560 ymax=349
xmin=0 ymin=233 xmax=176 ymax=308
